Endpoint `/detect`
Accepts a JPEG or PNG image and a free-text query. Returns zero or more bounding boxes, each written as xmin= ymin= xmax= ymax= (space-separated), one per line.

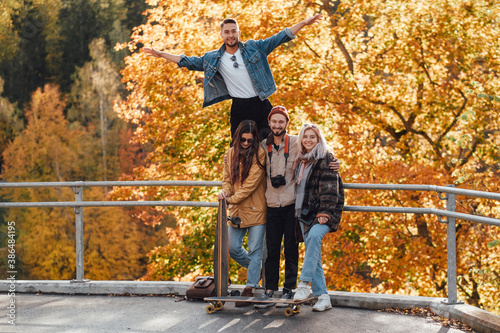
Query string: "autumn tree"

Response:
xmin=69 ymin=38 xmax=127 ymax=184
xmin=0 ymin=0 xmax=19 ymax=62
xmin=0 ymin=77 xmax=17 ymax=172
xmin=292 ymin=0 xmax=500 ymax=312
xmin=116 ymin=0 xmax=499 ymax=313
xmin=0 ymin=0 xmax=145 ymax=109
xmin=1 ymin=84 xmax=147 ymax=280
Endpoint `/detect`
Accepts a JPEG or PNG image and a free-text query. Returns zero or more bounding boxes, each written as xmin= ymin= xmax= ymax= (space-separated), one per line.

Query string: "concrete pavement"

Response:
xmin=1 ymin=280 xmax=499 ymax=333
xmin=0 ymin=293 xmax=470 ymax=333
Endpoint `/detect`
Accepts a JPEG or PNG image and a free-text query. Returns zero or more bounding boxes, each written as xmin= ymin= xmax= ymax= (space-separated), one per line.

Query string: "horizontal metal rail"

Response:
xmin=2 ymin=180 xmax=500 ymax=200
xmin=0 ymin=180 xmax=221 ymax=188
xmin=1 ymin=180 xmax=499 ymax=306
xmin=346 ymin=206 xmax=500 ymax=227
xmin=0 ymin=201 xmax=218 ymax=208
xmin=0 ymin=202 xmax=497 ymax=226
xmin=345 ymin=183 xmax=500 ymax=201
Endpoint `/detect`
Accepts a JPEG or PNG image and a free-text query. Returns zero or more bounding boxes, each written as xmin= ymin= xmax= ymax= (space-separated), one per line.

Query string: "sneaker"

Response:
xmin=312 ymin=294 xmax=332 ymax=312
xmin=293 ymin=281 xmax=311 ymax=301
xmin=254 ymin=290 xmax=275 ymax=309
xmin=235 ymin=287 xmax=253 ymax=307
xmin=276 ymin=288 xmax=293 ymax=308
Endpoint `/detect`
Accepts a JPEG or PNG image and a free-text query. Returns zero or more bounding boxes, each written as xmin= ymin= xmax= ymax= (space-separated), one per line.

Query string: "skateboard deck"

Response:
xmin=204 ymin=296 xmax=314 ymax=316
xmin=214 ymin=200 xmax=229 ymax=297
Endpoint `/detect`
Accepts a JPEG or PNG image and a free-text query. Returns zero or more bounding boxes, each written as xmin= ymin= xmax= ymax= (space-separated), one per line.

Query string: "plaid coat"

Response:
xmin=295 ymin=151 xmax=344 ymax=238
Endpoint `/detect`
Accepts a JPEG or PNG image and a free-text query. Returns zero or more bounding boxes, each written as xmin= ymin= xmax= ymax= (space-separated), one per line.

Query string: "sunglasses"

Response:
xmin=230 ymin=55 xmax=239 ymax=68
xmin=303 ymin=123 xmax=318 ymax=129
xmin=240 ymin=138 xmax=254 ymax=144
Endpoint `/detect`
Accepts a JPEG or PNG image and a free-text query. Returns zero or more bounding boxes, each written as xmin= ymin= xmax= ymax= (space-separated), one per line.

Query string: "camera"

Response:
xmin=270 ymin=175 xmax=286 ymax=188
xmin=228 ymin=216 xmax=241 ymax=227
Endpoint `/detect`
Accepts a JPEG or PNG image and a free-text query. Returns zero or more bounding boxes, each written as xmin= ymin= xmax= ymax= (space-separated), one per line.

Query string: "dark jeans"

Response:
xmin=264 ymin=204 xmax=299 ymax=291
xmin=230 ymin=96 xmax=272 ymax=142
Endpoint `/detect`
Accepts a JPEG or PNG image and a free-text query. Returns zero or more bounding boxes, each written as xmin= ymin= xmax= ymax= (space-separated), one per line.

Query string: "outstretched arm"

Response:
xmin=289 ymin=14 xmax=322 ymax=36
xmin=143 ymin=47 xmax=181 ymax=64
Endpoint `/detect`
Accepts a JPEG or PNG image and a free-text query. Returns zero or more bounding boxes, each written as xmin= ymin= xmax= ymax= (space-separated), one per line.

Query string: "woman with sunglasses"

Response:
xmin=292 ymin=123 xmax=344 ymax=312
xmin=217 ymin=120 xmax=267 ymax=306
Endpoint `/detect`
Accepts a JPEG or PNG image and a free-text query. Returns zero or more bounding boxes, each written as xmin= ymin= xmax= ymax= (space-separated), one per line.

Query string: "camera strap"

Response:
xmin=268 ymin=134 xmax=289 ymax=178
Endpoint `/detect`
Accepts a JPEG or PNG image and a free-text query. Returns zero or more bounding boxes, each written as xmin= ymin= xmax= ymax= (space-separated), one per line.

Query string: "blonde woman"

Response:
xmin=292 ymin=123 xmax=344 ymax=312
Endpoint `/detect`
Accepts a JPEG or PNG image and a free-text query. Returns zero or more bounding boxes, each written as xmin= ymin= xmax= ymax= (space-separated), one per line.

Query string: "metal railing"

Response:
xmin=1 ymin=180 xmax=499 ymax=305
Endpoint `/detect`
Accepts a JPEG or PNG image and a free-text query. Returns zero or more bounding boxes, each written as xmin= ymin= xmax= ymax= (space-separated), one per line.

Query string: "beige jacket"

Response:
xmin=260 ymin=134 xmax=299 ymax=208
xmin=222 ymin=147 xmax=267 ymax=228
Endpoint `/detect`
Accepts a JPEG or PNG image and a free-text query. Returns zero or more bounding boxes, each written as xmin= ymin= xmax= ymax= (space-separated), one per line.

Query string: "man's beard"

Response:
xmin=272 ymin=128 xmax=286 ymax=137
xmin=225 ymin=40 xmax=238 ymax=48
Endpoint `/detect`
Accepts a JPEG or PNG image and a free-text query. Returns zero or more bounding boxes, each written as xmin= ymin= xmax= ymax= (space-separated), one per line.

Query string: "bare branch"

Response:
xmin=334 ymin=33 xmax=354 ymax=75
xmin=417 ymin=37 xmax=438 ymax=86
xmin=368 ymin=98 xmax=447 ymax=165
xmin=459 ymin=135 xmax=481 ymax=167
xmin=436 ymin=88 xmax=468 ymax=155
xmin=321 ymin=0 xmax=354 ymax=75
xmin=303 ymin=40 xmax=322 ymax=59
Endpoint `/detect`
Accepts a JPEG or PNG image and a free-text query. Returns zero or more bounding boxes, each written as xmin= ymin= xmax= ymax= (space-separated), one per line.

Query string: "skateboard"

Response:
xmin=204 ymin=296 xmax=314 ymax=316
xmin=214 ymin=200 xmax=229 ymax=297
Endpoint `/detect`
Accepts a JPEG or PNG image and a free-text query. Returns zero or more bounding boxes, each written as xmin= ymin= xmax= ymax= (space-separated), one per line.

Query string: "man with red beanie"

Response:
xmin=256 ymin=106 xmax=339 ymax=308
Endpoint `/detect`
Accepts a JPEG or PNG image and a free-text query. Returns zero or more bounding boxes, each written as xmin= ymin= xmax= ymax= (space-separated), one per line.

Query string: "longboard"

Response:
xmin=214 ymin=200 xmax=229 ymax=297
xmin=204 ymin=296 xmax=314 ymax=316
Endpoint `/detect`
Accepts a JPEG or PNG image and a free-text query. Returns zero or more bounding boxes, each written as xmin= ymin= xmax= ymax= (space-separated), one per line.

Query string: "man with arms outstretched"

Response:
xmin=143 ymin=15 xmax=322 ymax=141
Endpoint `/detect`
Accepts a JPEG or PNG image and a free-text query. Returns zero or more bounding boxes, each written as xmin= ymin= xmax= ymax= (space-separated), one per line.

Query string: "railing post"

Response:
xmin=442 ymin=184 xmax=462 ymax=305
xmin=71 ymin=184 xmax=89 ymax=283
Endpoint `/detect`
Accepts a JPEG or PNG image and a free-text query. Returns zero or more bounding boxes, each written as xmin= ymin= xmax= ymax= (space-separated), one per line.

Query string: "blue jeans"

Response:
xmin=228 ymin=224 xmax=266 ymax=288
xmin=299 ymin=223 xmax=330 ymax=296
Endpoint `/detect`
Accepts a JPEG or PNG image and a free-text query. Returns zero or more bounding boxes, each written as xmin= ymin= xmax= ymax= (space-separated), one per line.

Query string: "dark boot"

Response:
xmin=235 ymin=287 xmax=253 ymax=307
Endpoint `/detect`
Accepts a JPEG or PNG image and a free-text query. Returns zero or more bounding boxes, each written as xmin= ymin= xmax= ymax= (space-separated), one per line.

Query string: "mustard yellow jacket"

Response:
xmin=222 ymin=147 xmax=267 ymax=228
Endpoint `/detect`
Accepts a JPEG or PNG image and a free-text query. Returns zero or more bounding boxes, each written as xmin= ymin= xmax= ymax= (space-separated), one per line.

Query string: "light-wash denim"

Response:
xmin=178 ymin=28 xmax=296 ymax=108
xmin=299 ymin=223 xmax=330 ymax=296
xmin=228 ymin=224 xmax=266 ymax=288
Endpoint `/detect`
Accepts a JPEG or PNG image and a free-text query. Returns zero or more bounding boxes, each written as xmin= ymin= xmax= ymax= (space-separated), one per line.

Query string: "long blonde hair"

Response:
xmin=297 ymin=123 xmax=331 ymax=161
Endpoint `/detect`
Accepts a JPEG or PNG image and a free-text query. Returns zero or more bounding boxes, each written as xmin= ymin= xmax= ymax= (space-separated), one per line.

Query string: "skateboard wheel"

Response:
xmin=215 ymin=301 xmax=224 ymax=310
xmin=284 ymin=307 xmax=294 ymax=316
xmin=206 ymin=304 xmax=216 ymax=314
xmin=293 ymin=305 xmax=301 ymax=313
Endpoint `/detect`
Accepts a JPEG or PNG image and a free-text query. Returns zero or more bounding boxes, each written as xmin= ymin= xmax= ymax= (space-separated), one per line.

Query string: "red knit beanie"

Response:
xmin=268 ymin=105 xmax=290 ymax=122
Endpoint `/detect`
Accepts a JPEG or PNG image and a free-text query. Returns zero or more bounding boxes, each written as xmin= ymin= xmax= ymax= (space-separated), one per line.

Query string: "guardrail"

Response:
xmin=1 ymin=181 xmax=499 ymax=305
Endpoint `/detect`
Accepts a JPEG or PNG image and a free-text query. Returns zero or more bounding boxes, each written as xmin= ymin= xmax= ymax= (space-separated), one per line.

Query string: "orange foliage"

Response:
xmin=115 ymin=0 xmax=500 ymax=313
xmin=1 ymin=85 xmax=147 ymax=280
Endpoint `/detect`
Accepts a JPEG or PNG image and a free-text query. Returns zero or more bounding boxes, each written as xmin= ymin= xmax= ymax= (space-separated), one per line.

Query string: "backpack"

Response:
xmin=185 ymin=276 xmax=216 ymax=300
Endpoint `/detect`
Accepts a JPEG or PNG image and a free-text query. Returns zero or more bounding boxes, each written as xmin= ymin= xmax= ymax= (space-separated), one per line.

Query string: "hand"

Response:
xmin=329 ymin=157 xmax=340 ymax=172
xmin=143 ymin=47 xmax=162 ymax=58
xmin=223 ymin=153 xmax=228 ymax=164
xmin=303 ymin=14 xmax=322 ymax=26
xmin=217 ymin=191 xmax=227 ymax=201
xmin=318 ymin=216 xmax=328 ymax=224
xmin=291 ymin=14 xmax=323 ymax=35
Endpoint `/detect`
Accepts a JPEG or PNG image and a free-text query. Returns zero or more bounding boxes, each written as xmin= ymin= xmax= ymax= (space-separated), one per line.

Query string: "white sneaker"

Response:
xmin=313 ymin=294 xmax=332 ymax=312
xmin=293 ymin=282 xmax=311 ymax=301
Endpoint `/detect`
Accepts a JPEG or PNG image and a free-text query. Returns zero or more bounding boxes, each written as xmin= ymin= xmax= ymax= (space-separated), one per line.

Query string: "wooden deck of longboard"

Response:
xmin=204 ymin=296 xmax=314 ymax=316
xmin=204 ymin=296 xmax=314 ymax=304
xmin=214 ymin=200 xmax=229 ymax=297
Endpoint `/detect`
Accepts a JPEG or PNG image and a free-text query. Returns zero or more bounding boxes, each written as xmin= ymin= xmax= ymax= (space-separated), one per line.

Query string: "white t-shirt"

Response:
xmin=218 ymin=49 xmax=257 ymax=98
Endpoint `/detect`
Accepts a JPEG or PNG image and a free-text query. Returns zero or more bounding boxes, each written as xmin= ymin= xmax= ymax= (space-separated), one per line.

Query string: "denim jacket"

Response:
xmin=177 ymin=28 xmax=296 ymax=108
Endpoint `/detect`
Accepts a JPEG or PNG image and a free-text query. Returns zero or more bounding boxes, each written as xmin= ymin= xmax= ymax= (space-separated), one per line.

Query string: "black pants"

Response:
xmin=264 ymin=204 xmax=299 ymax=291
xmin=230 ymin=96 xmax=272 ymax=142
